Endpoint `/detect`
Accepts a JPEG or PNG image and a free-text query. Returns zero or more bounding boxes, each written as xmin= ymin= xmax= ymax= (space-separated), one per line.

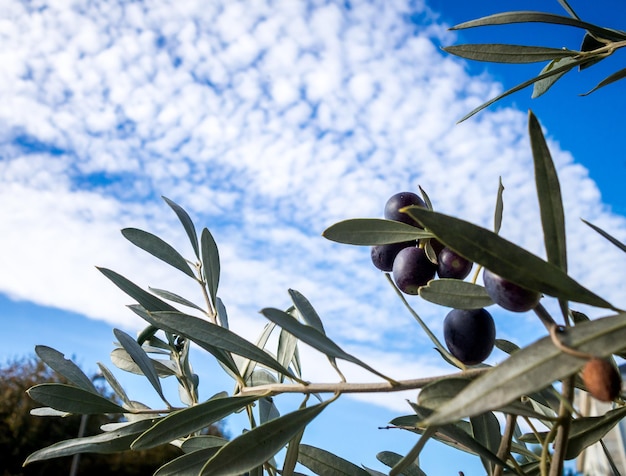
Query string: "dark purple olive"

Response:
xmin=371 ymin=241 xmax=415 ymax=272
xmin=444 ymin=308 xmax=495 ymax=365
xmin=384 ymin=192 xmax=426 ymax=227
xmin=392 ymin=246 xmax=437 ymax=295
xmin=437 ymin=247 xmax=473 ymax=280
xmin=483 ymin=269 xmax=541 ymax=312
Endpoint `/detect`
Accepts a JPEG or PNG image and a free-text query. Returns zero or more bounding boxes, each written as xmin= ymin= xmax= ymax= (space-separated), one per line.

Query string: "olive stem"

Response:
xmin=494 ymin=413 xmax=517 ymax=476
xmin=385 ymin=273 xmax=468 ymax=370
xmin=548 ymin=325 xmax=596 ymax=360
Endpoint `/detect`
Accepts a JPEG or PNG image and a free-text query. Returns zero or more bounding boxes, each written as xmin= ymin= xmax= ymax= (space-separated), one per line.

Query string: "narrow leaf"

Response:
xmin=97 ymin=362 xmax=132 ymax=407
xmin=418 ymin=279 xmax=493 ymax=309
xmin=298 ymin=444 xmax=370 ymax=475
xmin=141 ymin=310 xmax=301 ymax=383
xmin=98 ymin=267 xmax=178 ymax=312
xmin=132 ymin=394 xmax=261 ymax=450
xmin=529 ymin=110 xmax=567 ymax=271
xmin=457 ymin=57 xmax=588 ymax=122
xmin=494 ymin=177 xmax=504 ymax=234
xmin=582 ymin=218 xmax=626 ymax=252
xmin=180 ymin=435 xmax=229 ymax=453
xmin=35 ymin=345 xmax=97 ymax=393
xmin=122 ymin=228 xmax=195 ymax=278
xmin=113 ymin=328 xmax=169 ymax=405
xmin=24 ymin=419 xmax=155 ymax=465
xmin=376 ymin=451 xmax=425 ymax=476
xmin=322 ymin=218 xmax=431 ymax=245
xmin=583 ymin=66 xmax=626 ymax=93
xmin=289 ymin=289 xmax=326 ymax=333
xmin=200 ymin=400 xmax=332 ymax=475
xmin=154 ymin=447 xmax=223 ymax=476
xmin=421 ymin=312 xmax=626 ymax=426
xmin=402 ymin=207 xmax=613 ymax=309
xmin=450 ymin=11 xmax=626 ymax=41
xmin=470 ymin=412 xmax=501 ymax=475
xmin=150 ymin=288 xmax=206 ymax=312
xmin=261 ymin=307 xmax=395 ymax=383
xmin=163 ymin=196 xmax=200 ymax=259
xmin=110 ymin=348 xmax=176 ymax=378
xmin=532 ymin=56 xmax=579 ymax=99
xmin=27 ymin=383 xmax=126 ymax=414
xmin=200 ymin=228 xmax=220 ymax=306
xmin=557 ymin=0 xmax=580 ymax=19
xmin=443 ymin=44 xmax=576 ymax=63
xmin=128 ymin=305 xmax=241 ymax=379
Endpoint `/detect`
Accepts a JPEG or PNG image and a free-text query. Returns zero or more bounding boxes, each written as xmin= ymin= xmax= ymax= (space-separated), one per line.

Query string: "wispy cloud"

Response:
xmin=2 ymin=0 xmax=625 ymax=410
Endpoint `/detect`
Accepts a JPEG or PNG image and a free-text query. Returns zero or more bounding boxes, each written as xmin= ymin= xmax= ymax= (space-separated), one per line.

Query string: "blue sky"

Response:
xmin=1 ymin=0 xmax=625 ymax=474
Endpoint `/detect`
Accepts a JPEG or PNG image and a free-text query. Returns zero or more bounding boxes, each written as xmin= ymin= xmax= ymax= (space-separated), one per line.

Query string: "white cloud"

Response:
xmin=1 ymin=0 xmax=625 ymax=414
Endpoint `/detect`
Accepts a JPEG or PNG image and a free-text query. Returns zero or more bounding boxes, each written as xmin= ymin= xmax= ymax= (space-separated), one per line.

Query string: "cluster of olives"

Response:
xmin=372 ymin=191 xmax=544 ymax=367
xmin=371 ymin=192 xmax=473 ymax=294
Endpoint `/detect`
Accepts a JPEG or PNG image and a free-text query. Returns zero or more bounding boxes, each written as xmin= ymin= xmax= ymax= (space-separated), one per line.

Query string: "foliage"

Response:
xmin=23 ymin=2 xmax=626 ymax=475
xmin=0 ymin=355 xmax=185 ymax=476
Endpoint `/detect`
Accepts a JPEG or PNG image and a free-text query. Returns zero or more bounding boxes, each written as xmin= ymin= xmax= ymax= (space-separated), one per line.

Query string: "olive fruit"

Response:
xmin=371 ymin=241 xmax=414 ymax=272
xmin=384 ymin=192 xmax=426 ymax=227
xmin=483 ymin=269 xmax=541 ymax=312
xmin=581 ymin=358 xmax=622 ymax=402
xmin=392 ymin=246 xmax=437 ymax=295
xmin=444 ymin=308 xmax=495 ymax=365
xmin=437 ymin=247 xmax=473 ymax=280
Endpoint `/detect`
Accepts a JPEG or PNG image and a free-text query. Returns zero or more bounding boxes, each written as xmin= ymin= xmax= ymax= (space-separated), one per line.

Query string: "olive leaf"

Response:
xmin=322 ymin=218 xmax=431 ymax=245
xmin=162 ymin=196 xmax=200 ymax=259
xmin=419 ymin=312 xmax=626 ymax=427
xmin=297 ymin=444 xmax=370 ymax=475
xmin=402 ymin=207 xmax=613 ymax=309
xmin=418 ymin=279 xmax=493 ymax=309
xmin=35 ymin=345 xmax=98 ymax=394
xmin=443 ymin=44 xmax=577 ymax=63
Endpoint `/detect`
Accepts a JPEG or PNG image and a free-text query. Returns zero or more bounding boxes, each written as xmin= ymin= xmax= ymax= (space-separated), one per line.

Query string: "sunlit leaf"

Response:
xmin=443 ymin=44 xmax=576 ymax=63
xmin=35 ymin=345 xmax=97 ymax=393
xmin=298 ymin=444 xmax=370 ymax=475
xmin=114 ymin=328 xmax=169 ymax=406
xmin=418 ymin=279 xmax=493 ymax=309
xmin=149 ymin=287 xmax=206 ymax=312
xmin=24 ymin=419 xmax=156 ymax=465
xmin=199 ymin=400 xmax=332 ymax=475
xmin=420 ymin=312 xmax=626 ymax=426
xmin=289 ymin=289 xmax=326 ymax=333
xmin=132 ymin=394 xmax=261 ymax=450
xmin=27 ymin=383 xmax=126 ymax=414
xmin=128 ymin=305 xmax=241 ymax=380
xmin=121 ymin=228 xmax=195 ymax=278
xmin=582 ymin=219 xmax=626 ymax=252
xmin=30 ymin=407 xmax=70 ymax=417
xmin=402 ymin=207 xmax=613 ymax=309
xmin=450 ymin=11 xmax=626 ymax=42
xmin=98 ymin=268 xmax=179 ymax=313
xmin=110 ymin=348 xmax=176 ymax=378
xmin=531 ymin=57 xmax=579 ymax=99
xmin=97 ymin=362 xmax=132 ymax=407
xmin=200 ymin=228 xmax=220 ymax=306
xmin=322 ymin=218 xmax=431 ymax=245
xmin=163 ymin=196 xmax=200 ymax=259
xmin=140 ymin=310 xmax=301 ymax=383
xmin=261 ymin=307 xmax=395 ymax=383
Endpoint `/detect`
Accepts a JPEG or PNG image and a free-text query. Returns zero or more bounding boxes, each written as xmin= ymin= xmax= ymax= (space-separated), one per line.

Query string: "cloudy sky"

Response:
xmin=2 ymin=0 xmax=626 ymax=473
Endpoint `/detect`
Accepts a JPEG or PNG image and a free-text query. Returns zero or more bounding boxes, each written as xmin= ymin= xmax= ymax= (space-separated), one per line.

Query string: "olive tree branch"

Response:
xmin=236 ymin=367 xmax=488 ymax=397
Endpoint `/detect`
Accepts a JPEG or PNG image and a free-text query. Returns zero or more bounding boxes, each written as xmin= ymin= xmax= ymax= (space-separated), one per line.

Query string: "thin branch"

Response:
xmin=236 ymin=368 xmax=488 ymax=397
